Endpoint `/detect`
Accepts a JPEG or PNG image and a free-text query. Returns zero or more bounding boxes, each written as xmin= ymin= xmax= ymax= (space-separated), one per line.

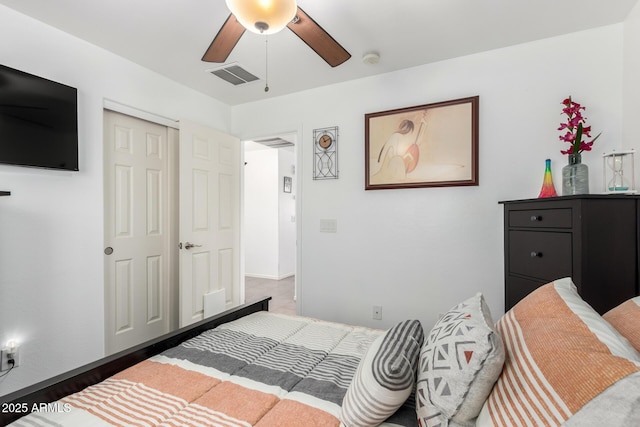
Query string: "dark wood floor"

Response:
xmin=245 ymin=276 xmax=296 ymax=315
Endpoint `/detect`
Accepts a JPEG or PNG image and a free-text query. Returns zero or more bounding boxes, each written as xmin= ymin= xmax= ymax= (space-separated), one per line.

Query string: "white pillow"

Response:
xmin=416 ymin=293 xmax=504 ymax=426
xmin=341 ymin=319 xmax=424 ymax=427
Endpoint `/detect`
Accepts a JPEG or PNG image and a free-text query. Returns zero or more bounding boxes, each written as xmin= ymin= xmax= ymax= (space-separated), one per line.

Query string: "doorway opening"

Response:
xmin=243 ymin=133 xmax=297 ymax=315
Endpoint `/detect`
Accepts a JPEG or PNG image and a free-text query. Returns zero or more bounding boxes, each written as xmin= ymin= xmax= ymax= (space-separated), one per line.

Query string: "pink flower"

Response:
xmin=581 ymin=141 xmax=594 ymax=151
xmin=559 ymin=132 xmax=575 ymax=143
xmin=568 ymin=116 xmax=582 ymax=128
xmin=558 ymin=96 xmax=601 ymax=155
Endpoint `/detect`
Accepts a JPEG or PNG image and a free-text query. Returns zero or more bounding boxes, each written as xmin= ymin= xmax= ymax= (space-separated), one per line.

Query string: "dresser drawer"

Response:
xmin=508 ymin=208 xmax=572 ymax=229
xmin=506 ymin=276 xmax=548 ymax=310
xmin=508 ymin=230 xmax=572 ymax=280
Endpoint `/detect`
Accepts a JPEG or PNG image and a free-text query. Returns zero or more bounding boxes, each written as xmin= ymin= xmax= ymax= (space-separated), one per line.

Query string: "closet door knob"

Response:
xmin=184 ymin=242 xmax=202 ymax=250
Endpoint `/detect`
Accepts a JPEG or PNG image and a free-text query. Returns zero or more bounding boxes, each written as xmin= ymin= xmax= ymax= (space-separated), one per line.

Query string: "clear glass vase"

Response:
xmin=562 ymin=153 xmax=589 ymax=195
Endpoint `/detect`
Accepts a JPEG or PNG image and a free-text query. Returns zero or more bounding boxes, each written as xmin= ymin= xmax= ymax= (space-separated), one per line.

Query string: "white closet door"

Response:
xmin=178 ymin=119 xmax=240 ymax=327
xmin=104 ymin=110 xmax=170 ymax=354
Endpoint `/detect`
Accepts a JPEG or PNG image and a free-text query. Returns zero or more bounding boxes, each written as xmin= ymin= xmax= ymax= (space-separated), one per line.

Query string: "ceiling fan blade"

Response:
xmin=202 ymin=14 xmax=245 ymax=62
xmin=287 ymin=7 xmax=351 ymax=67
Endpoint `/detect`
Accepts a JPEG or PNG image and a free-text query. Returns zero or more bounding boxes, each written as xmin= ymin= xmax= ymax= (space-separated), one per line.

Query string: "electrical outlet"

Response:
xmin=1 ymin=346 xmax=20 ymax=371
xmin=372 ymin=305 xmax=382 ymax=320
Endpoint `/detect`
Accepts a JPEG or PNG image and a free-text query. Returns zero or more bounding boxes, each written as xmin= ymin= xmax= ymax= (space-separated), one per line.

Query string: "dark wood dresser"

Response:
xmin=500 ymin=195 xmax=639 ymax=314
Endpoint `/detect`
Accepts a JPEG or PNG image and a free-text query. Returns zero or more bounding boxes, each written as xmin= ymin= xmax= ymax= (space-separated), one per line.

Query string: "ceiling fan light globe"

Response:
xmin=226 ymin=0 xmax=297 ymax=35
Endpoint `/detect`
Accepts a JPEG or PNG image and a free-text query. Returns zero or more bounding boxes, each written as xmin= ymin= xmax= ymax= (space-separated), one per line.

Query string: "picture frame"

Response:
xmin=365 ymin=96 xmax=479 ymax=190
xmin=283 ymin=176 xmax=292 ymax=193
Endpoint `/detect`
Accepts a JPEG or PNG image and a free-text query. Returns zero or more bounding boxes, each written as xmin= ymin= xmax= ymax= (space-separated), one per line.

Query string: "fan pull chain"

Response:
xmin=264 ymin=37 xmax=269 ymax=93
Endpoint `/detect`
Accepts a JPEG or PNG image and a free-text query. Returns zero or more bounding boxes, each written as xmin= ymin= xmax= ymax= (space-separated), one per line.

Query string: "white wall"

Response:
xmin=624 ymin=1 xmax=640 ymax=155
xmin=244 ymin=144 xmax=296 ymax=279
xmin=278 ymin=148 xmax=296 ymax=278
xmin=0 ymin=5 xmax=232 ymax=395
xmin=244 ymin=146 xmax=279 ymax=277
xmin=231 ymin=25 xmax=625 ymax=331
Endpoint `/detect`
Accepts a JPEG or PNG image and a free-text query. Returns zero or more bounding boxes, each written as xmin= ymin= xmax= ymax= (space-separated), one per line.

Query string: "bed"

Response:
xmin=1 ymin=297 xmax=420 ymax=427
xmin=3 ymin=277 xmax=640 ymax=427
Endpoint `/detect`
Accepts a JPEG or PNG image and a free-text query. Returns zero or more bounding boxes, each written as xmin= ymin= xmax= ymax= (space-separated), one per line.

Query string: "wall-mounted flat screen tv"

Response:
xmin=0 ymin=64 xmax=78 ymax=171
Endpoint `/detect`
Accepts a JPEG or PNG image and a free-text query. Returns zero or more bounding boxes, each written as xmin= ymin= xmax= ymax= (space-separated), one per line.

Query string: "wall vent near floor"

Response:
xmin=254 ymin=137 xmax=294 ymax=148
xmin=207 ymin=63 xmax=260 ymax=86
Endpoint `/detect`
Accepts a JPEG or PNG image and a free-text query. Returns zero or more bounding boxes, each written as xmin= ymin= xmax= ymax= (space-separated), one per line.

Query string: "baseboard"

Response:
xmin=245 ymin=273 xmax=294 ymax=281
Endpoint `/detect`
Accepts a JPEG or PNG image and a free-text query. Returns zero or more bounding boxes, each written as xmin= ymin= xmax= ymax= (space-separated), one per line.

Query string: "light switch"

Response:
xmin=320 ymin=219 xmax=337 ymax=233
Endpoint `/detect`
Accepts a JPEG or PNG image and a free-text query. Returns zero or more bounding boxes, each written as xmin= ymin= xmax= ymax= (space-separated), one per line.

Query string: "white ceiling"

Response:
xmin=1 ymin=0 xmax=638 ymax=106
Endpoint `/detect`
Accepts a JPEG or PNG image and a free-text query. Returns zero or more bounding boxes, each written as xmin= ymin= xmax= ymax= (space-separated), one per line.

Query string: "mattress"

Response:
xmin=9 ymin=312 xmax=418 ymax=426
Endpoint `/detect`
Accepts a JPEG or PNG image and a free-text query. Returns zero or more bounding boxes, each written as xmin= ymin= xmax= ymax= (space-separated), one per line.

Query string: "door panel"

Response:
xmin=193 ymin=169 xmax=211 ymax=230
xmin=105 ymin=111 xmax=170 ymax=354
xmin=219 ymin=248 xmax=234 ymax=306
xmin=147 ymin=255 xmax=162 ymax=322
xmin=179 ymin=120 xmax=240 ymax=327
xmin=192 ymin=251 xmax=211 ymax=318
xmin=219 ymin=173 xmax=233 ymax=229
xmin=115 ymin=259 xmax=133 ymax=333
xmin=114 ymin=165 xmax=132 ymax=237
xmin=147 ymin=170 xmax=162 ymax=235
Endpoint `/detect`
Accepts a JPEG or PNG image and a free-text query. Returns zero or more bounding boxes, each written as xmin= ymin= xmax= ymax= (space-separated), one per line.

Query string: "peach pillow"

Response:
xmin=603 ymin=296 xmax=640 ymax=352
xmin=476 ymin=278 xmax=640 ymax=426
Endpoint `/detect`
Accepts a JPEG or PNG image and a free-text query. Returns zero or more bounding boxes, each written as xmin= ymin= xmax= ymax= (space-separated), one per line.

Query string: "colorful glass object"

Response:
xmin=538 ymin=158 xmax=558 ymax=198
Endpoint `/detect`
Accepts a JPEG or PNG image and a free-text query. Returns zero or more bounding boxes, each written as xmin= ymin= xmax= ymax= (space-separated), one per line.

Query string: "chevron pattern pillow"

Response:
xmin=416 ymin=293 xmax=504 ymax=427
xmin=340 ymin=319 xmax=424 ymax=427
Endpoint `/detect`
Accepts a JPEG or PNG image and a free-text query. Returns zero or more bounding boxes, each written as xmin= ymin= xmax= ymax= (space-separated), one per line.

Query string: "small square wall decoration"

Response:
xmin=313 ymin=126 xmax=339 ymax=180
xmin=283 ymin=176 xmax=292 ymax=193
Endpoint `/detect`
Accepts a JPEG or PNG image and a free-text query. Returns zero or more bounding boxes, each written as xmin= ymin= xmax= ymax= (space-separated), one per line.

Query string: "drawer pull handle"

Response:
xmin=530 ymin=251 xmax=542 ymax=258
xmin=530 ymin=215 xmax=542 ymax=222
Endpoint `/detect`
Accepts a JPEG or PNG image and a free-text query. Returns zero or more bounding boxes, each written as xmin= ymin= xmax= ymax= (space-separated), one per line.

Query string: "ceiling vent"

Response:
xmin=207 ymin=63 xmax=260 ymax=86
xmin=254 ymin=137 xmax=294 ymax=148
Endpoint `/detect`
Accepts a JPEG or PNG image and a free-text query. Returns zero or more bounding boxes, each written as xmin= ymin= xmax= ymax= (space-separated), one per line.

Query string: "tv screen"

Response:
xmin=0 ymin=64 xmax=78 ymax=171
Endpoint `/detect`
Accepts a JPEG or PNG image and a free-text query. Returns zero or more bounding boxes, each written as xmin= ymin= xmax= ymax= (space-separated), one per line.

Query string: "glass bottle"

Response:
xmin=562 ymin=153 xmax=589 ymax=195
xmin=538 ymin=158 xmax=558 ymax=198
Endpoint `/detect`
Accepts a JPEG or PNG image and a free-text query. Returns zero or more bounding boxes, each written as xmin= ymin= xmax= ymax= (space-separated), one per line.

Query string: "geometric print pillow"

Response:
xmin=341 ymin=319 xmax=424 ymax=427
xmin=416 ymin=293 xmax=505 ymax=427
xmin=604 ymin=296 xmax=640 ymax=353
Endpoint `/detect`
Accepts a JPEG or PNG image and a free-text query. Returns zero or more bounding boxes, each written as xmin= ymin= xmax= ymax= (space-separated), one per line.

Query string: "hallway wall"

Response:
xmin=244 ymin=143 xmax=296 ymax=279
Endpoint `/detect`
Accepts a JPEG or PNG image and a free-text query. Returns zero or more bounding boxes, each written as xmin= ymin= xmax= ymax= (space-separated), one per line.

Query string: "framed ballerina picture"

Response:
xmin=365 ymin=96 xmax=479 ymax=190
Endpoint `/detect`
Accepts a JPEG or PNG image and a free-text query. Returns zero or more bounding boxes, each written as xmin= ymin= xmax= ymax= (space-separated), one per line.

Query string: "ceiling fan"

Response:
xmin=201 ymin=0 xmax=351 ymax=68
